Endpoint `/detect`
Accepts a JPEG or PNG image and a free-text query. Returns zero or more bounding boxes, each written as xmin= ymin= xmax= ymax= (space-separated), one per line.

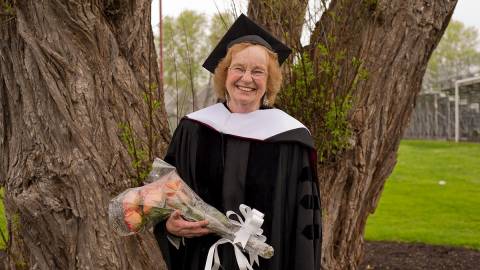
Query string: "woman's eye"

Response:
xmin=252 ymin=70 xmax=266 ymax=76
xmin=233 ymin=67 xmax=245 ymax=73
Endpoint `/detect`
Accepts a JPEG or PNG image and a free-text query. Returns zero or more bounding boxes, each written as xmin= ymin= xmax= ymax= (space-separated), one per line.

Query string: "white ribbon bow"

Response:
xmin=204 ymin=204 xmax=267 ymax=270
xmin=204 ymin=238 xmax=254 ymax=270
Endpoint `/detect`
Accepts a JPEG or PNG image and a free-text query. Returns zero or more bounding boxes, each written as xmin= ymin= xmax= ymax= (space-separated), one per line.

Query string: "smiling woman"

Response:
xmin=154 ymin=14 xmax=321 ymax=270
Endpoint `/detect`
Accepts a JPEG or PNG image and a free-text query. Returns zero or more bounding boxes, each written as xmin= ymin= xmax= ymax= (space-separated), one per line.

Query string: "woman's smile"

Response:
xmin=235 ymin=84 xmax=257 ymax=92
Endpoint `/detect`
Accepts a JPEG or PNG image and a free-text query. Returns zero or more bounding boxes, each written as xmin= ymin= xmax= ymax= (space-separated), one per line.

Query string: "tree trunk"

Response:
xmin=0 ymin=0 xmax=171 ymax=269
xmin=249 ymin=0 xmax=457 ymax=269
xmin=248 ymin=0 xmax=309 ymax=50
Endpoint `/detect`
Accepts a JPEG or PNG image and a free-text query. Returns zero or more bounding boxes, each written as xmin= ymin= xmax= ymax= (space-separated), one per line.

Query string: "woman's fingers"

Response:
xmin=177 ymin=219 xmax=209 ymax=229
xmin=166 ymin=210 xmax=210 ymax=237
xmin=170 ymin=211 xmax=208 ymax=228
xmin=177 ymin=220 xmax=210 ymax=237
xmin=182 ymin=227 xmax=211 ymax=238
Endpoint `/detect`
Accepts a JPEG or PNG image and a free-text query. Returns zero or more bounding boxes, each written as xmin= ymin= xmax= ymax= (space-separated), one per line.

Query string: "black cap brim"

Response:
xmin=202 ymin=14 xmax=292 ymax=73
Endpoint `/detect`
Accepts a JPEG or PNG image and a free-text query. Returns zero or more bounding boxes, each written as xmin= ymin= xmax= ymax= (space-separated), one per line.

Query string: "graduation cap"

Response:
xmin=202 ymin=14 xmax=292 ymax=73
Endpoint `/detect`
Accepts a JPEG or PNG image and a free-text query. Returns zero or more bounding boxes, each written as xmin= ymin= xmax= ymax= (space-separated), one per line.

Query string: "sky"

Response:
xmin=151 ymin=0 xmax=247 ymax=29
xmin=151 ymin=0 xmax=480 ymax=34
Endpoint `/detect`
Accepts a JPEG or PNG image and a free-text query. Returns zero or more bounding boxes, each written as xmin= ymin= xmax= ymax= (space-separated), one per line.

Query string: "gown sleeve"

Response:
xmin=293 ymin=149 xmax=322 ymax=269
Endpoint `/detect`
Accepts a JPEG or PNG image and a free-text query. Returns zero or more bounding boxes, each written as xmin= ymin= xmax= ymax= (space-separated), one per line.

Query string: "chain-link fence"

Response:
xmin=404 ymin=79 xmax=480 ymax=141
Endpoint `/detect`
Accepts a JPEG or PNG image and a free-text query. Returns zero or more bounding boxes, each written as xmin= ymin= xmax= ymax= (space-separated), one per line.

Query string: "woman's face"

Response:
xmin=225 ymin=45 xmax=268 ymax=113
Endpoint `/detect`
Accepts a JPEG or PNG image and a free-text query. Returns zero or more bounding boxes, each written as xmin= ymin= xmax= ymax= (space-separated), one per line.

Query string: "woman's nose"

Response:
xmin=240 ymin=70 xmax=254 ymax=82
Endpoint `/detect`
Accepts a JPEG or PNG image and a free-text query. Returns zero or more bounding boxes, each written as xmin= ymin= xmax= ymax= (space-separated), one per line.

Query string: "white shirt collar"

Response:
xmin=186 ymin=103 xmax=309 ymax=140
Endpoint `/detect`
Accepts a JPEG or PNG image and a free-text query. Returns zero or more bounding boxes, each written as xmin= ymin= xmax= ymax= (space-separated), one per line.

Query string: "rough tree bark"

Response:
xmin=249 ymin=0 xmax=458 ymax=269
xmin=1 ymin=0 xmax=171 ymax=269
xmin=248 ymin=0 xmax=308 ymax=50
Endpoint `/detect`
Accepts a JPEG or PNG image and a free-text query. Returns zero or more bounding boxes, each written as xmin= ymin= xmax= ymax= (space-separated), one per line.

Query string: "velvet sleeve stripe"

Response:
xmin=294 ymin=161 xmax=322 ymax=269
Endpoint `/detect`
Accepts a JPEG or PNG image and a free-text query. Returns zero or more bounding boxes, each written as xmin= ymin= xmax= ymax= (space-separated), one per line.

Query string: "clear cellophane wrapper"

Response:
xmin=108 ymin=158 xmax=274 ymax=258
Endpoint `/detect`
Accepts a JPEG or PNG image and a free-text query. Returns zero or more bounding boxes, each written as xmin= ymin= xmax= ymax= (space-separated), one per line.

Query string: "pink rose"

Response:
xmin=142 ymin=189 xmax=165 ymax=214
xmin=124 ymin=209 xmax=143 ymax=232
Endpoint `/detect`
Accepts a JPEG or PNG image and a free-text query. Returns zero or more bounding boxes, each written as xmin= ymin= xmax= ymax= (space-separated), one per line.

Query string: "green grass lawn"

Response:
xmin=365 ymin=140 xmax=480 ymax=250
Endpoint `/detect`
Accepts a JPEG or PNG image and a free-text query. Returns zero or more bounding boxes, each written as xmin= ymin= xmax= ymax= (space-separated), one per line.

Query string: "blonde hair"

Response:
xmin=212 ymin=43 xmax=283 ymax=106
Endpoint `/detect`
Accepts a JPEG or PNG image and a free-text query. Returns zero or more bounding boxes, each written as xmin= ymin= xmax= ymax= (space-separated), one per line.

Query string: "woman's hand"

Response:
xmin=166 ymin=210 xmax=210 ymax=238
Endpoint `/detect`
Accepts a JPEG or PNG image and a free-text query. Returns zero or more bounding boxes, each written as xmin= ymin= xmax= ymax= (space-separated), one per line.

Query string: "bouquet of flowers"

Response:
xmin=108 ymin=158 xmax=274 ymax=260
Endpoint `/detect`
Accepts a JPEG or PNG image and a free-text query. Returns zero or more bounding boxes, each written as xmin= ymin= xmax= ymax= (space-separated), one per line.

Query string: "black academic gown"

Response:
xmin=154 ymin=104 xmax=321 ymax=270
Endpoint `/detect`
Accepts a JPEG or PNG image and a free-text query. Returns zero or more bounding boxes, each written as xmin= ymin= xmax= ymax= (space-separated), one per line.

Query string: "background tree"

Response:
xmin=247 ymin=0 xmax=458 ymax=269
xmin=424 ymin=20 xmax=480 ymax=91
xmin=207 ymin=12 xmax=235 ymax=53
xmin=0 ymin=0 xmax=170 ymax=268
xmin=163 ymin=11 xmax=208 ymax=123
xmin=162 ymin=11 xmax=234 ymax=131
